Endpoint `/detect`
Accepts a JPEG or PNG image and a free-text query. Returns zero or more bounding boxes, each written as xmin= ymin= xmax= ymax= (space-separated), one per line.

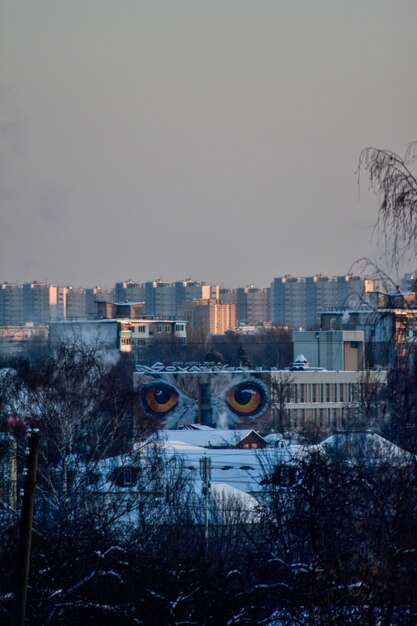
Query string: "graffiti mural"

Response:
xmin=134 ymin=364 xmax=271 ymax=430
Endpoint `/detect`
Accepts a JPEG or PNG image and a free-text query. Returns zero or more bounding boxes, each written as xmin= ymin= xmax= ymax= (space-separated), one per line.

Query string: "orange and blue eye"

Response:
xmin=142 ymin=383 xmax=179 ymax=416
xmin=226 ymin=382 xmax=266 ymax=417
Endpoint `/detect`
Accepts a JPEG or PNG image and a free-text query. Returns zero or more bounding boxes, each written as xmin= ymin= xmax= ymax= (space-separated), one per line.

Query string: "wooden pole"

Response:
xmin=12 ymin=430 xmax=40 ymax=626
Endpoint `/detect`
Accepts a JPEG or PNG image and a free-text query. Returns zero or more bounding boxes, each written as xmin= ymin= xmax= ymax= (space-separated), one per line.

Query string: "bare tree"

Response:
xmin=258 ymin=439 xmax=417 ymax=625
xmin=358 ymin=141 xmax=417 ymax=268
xmin=271 ymin=372 xmax=294 ymax=435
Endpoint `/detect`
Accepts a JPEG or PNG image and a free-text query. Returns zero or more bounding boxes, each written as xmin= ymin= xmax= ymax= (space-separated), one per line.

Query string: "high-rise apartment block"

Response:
xmin=66 ymin=287 xmax=88 ymax=320
xmin=0 ymin=283 xmax=23 ymax=326
xmin=270 ymin=274 xmax=370 ymax=330
xmin=49 ymin=286 xmax=68 ymax=321
xmin=114 ymin=281 xmax=146 ymax=304
xmin=115 ymin=279 xmax=219 ymax=318
xmin=236 ymin=286 xmax=269 ymax=325
xmin=22 ymin=282 xmax=51 ymax=324
xmin=0 ymin=282 xmax=113 ymax=326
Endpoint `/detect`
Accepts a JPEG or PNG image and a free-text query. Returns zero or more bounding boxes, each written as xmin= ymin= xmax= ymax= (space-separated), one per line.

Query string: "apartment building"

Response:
xmin=178 ymin=299 xmax=236 ymax=336
xmin=321 ymin=306 xmax=417 ymax=368
xmin=115 ymin=279 xmax=220 ymax=318
xmin=270 ymin=274 xmax=371 ymax=330
xmin=0 ymin=324 xmax=48 ymax=356
xmin=49 ymin=318 xmax=187 ymax=363
xmin=22 ymin=282 xmax=51 ymax=324
xmin=114 ymin=281 xmax=146 ymax=304
xmin=236 ymin=286 xmax=269 ymax=325
xmin=49 ymin=286 xmax=68 ymax=321
xmin=0 ymin=282 xmax=23 ymax=326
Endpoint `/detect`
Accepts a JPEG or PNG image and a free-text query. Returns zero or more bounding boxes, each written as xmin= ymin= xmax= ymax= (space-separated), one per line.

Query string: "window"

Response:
xmin=277 ymin=467 xmax=290 ymax=487
xmin=300 ymin=384 xmax=305 ymax=403
xmin=175 ymin=324 xmax=185 ymax=332
xmin=334 ymin=384 xmax=338 ymax=402
xmin=87 ymin=472 xmax=99 ymax=486
xmin=312 ymin=384 xmax=317 ymax=403
xmin=122 ymin=468 xmax=133 ymax=487
xmin=156 ymin=325 xmax=162 ymax=333
xmin=273 ymin=467 xmax=292 ymax=486
xmin=326 ymin=384 xmax=331 ymax=402
xmin=165 ymin=325 xmax=171 ymax=333
xmin=339 ymin=383 xmax=344 ymax=402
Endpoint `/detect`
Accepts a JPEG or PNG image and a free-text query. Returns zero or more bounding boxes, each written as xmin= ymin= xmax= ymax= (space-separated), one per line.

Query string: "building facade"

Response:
xmin=48 ymin=318 xmax=187 ymax=363
xmin=270 ymin=274 xmax=371 ymax=330
xmin=178 ymin=299 xmax=236 ymax=336
xmin=0 ymin=282 xmax=23 ymax=326
xmin=293 ymin=330 xmax=365 ymax=371
xmin=236 ymin=286 xmax=269 ymax=326
xmin=271 ymin=368 xmax=387 ymax=434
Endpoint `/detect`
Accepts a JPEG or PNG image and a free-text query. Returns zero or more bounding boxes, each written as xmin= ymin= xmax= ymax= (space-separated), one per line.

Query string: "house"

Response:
xmin=158 ymin=427 xmax=267 ymax=449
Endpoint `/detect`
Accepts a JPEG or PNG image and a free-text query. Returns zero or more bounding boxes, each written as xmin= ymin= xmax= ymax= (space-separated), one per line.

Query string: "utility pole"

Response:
xmin=12 ymin=430 xmax=40 ymax=626
xmin=199 ymin=455 xmax=211 ymax=553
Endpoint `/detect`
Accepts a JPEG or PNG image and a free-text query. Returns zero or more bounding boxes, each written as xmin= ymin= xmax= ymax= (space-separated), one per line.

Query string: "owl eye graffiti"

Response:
xmin=139 ymin=374 xmax=270 ymax=428
xmin=225 ymin=381 xmax=266 ymax=417
xmin=142 ymin=382 xmax=179 ymax=416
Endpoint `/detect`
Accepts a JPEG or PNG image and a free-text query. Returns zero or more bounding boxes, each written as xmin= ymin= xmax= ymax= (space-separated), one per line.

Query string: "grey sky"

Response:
xmin=1 ymin=0 xmax=416 ymax=288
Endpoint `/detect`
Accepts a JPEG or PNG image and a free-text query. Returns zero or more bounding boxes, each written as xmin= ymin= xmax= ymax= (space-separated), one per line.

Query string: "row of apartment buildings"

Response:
xmin=117 ymin=275 xmax=376 ymax=329
xmin=1 ymin=274 xmax=387 ymax=329
xmin=0 ymin=282 xmax=112 ymax=326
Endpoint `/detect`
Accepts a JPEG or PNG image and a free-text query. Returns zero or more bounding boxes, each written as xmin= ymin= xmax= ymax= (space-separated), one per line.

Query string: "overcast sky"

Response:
xmin=1 ymin=0 xmax=416 ymax=288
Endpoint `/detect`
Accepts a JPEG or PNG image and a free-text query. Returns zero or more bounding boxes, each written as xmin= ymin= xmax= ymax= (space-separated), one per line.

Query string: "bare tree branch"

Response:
xmin=358 ymin=143 xmax=417 ymax=268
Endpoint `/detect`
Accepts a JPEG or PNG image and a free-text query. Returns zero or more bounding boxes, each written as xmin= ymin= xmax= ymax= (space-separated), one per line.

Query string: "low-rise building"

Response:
xmin=321 ymin=306 xmax=417 ymax=367
xmin=134 ymin=362 xmax=387 ymax=436
xmin=0 ymin=324 xmax=48 ymax=356
xmin=293 ymin=329 xmax=365 ymax=371
xmin=271 ymin=361 xmax=387 ymax=435
xmin=49 ymin=318 xmax=187 ymax=363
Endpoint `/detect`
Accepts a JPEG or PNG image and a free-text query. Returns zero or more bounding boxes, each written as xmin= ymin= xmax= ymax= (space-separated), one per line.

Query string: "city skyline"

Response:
xmin=0 ymin=269 xmax=408 ymax=291
xmin=1 ymin=1 xmax=417 ymax=287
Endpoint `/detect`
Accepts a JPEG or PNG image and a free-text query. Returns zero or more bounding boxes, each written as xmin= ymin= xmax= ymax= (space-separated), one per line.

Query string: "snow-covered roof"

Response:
xmin=320 ymin=431 xmax=416 ymax=466
xmin=294 ymin=354 xmax=308 ymax=364
xmin=180 ymin=424 xmax=215 ymax=431
xmin=264 ymin=433 xmax=303 ymax=447
xmin=210 ymin=483 xmax=262 ymax=523
xmin=154 ymin=429 xmax=262 ymax=449
xmin=162 ymin=442 xmax=264 ymax=493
